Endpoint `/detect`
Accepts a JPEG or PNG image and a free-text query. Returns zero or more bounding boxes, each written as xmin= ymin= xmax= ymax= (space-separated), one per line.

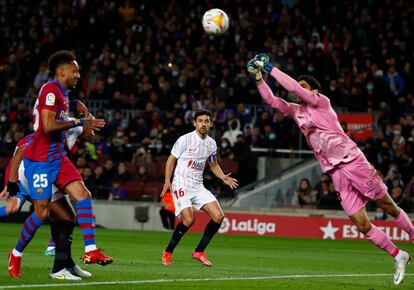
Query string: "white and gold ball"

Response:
xmin=202 ymin=8 xmax=229 ymax=35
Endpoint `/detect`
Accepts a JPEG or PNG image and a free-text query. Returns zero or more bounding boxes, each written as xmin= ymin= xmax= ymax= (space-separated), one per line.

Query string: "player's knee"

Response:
xmin=182 ymin=217 xmax=195 ymax=228
xmin=74 ymin=189 xmax=91 ymax=200
xmin=35 ymin=207 xmax=49 ymax=221
xmin=356 ymin=221 xmax=371 ymax=234
xmin=213 ymin=213 xmax=224 ymax=224
xmin=6 ymin=203 xmax=17 ymax=214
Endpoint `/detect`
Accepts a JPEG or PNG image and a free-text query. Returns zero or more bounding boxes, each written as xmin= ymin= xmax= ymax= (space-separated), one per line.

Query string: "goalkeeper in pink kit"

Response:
xmin=248 ymin=53 xmax=413 ymax=285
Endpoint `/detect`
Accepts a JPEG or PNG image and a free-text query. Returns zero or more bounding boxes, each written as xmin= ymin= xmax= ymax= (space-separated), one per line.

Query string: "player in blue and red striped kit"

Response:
xmin=6 ymin=50 xmax=112 ymax=279
xmin=2 ymin=130 xmax=91 ymax=279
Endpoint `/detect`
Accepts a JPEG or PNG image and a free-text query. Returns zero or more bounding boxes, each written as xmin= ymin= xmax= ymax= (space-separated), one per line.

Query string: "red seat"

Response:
xmin=123 ymin=180 xmax=144 ymax=200
xmin=125 ymin=162 xmax=138 ymax=176
xmin=145 ymin=162 xmax=159 ymax=181
xmin=141 ymin=182 xmax=163 ymax=201
xmin=154 ymin=156 xmax=168 ymax=178
xmin=219 ymin=158 xmax=239 ymax=175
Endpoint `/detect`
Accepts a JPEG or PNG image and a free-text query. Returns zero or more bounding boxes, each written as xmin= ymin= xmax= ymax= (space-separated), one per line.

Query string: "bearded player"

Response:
xmin=6 ymin=50 xmax=112 ymax=278
xmin=160 ymin=110 xmax=238 ymax=266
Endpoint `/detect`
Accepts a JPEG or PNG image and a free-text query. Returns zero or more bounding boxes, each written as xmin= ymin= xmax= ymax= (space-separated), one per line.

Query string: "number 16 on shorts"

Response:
xmin=174 ymin=188 xmax=185 ymax=199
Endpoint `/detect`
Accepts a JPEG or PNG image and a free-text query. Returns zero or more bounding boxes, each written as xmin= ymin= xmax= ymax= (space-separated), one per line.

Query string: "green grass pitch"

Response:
xmin=0 ymin=222 xmax=412 ymax=289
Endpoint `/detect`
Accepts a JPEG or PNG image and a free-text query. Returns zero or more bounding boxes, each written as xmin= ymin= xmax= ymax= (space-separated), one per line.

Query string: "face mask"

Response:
xmin=221 ymin=143 xmax=228 ymax=149
xmin=155 ymin=144 xmax=163 ymax=150
xmin=307 ymin=67 xmax=314 ymax=73
xmin=269 ymin=133 xmax=276 ymax=140
xmin=366 ymin=83 xmax=374 ymax=92
xmin=172 ymin=70 xmax=179 ymax=77
xmin=0 ymin=116 xmax=6 ymax=122
xmin=220 ymin=83 xmax=227 ymax=88
xmin=394 ymin=130 xmax=401 ymax=136
xmin=330 ymin=86 xmax=336 ymax=91
xmin=121 ymin=123 xmax=128 ymax=129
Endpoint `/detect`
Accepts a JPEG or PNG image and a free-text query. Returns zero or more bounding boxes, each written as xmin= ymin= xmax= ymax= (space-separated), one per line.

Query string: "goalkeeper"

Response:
xmin=247 ymin=54 xmax=412 ymax=286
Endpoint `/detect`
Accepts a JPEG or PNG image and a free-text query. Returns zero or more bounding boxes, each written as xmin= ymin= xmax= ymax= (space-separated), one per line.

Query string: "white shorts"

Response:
xmin=171 ymin=184 xmax=217 ymax=216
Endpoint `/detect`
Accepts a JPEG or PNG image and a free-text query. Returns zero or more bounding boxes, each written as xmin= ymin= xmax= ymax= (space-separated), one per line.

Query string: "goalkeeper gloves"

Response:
xmin=247 ymin=59 xmax=260 ymax=74
xmin=255 ymin=53 xmax=273 ymax=73
xmin=7 ymin=181 xmax=20 ymax=197
xmin=246 ymin=59 xmax=263 ymax=82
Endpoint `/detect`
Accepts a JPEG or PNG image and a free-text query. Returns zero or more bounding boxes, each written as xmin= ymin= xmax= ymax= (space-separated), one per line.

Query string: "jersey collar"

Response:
xmin=193 ymin=130 xmax=207 ymax=141
xmin=53 ymin=80 xmax=69 ymax=96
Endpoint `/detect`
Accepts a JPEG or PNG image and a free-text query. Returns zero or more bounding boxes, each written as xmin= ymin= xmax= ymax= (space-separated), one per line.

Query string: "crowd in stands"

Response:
xmin=0 ymin=0 xmax=413 ymax=208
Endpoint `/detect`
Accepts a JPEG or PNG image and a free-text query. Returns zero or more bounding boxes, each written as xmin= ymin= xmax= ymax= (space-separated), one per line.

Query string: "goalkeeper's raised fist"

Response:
xmin=247 ymin=58 xmax=263 ymax=82
xmin=255 ymin=53 xmax=273 ymax=73
xmin=247 ymin=59 xmax=260 ymax=74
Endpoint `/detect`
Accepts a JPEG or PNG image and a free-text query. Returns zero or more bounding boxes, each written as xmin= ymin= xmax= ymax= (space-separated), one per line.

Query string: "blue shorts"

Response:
xmin=23 ymin=158 xmax=61 ymax=200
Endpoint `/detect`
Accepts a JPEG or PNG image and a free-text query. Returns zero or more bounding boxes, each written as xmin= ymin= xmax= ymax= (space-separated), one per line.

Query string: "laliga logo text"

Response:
xmin=219 ymin=217 xmax=276 ymax=236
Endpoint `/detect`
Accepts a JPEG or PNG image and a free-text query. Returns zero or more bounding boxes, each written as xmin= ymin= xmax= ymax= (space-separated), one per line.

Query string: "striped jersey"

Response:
xmin=5 ymin=134 xmax=33 ymax=183
xmin=171 ymin=130 xmax=217 ymax=188
xmin=24 ymin=80 xmax=69 ymax=162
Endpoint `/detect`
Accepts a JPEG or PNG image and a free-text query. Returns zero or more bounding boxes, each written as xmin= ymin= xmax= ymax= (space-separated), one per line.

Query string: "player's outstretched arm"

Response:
xmin=4 ymin=146 xmax=24 ymax=197
xmin=254 ymin=53 xmax=322 ymax=107
xmin=247 ymin=58 xmax=293 ymax=115
xmin=160 ymin=154 xmax=177 ymax=197
xmin=209 ymin=161 xmax=238 ymax=190
xmin=41 ymin=109 xmax=105 ymax=134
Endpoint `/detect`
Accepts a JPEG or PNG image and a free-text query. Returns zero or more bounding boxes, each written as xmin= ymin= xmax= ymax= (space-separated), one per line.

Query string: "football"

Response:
xmin=202 ymin=8 xmax=229 ymax=35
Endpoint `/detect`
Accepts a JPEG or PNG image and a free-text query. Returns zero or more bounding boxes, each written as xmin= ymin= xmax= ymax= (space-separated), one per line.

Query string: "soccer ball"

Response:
xmin=202 ymin=8 xmax=229 ymax=35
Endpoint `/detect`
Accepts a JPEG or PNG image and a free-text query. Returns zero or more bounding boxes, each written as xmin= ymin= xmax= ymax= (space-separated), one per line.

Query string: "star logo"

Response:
xmin=320 ymin=220 xmax=339 ymax=240
xmin=210 ymin=13 xmax=224 ymax=29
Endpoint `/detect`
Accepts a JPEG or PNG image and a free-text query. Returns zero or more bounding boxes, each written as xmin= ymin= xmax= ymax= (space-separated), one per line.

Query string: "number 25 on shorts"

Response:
xmin=33 ymin=173 xmax=48 ymax=188
xmin=174 ymin=188 xmax=185 ymax=199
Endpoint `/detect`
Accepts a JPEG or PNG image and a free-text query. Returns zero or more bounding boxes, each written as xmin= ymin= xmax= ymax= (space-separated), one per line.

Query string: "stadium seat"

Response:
xmin=125 ymin=162 xmax=138 ymax=176
xmin=141 ymin=182 xmax=163 ymax=201
xmin=220 ymin=158 xmax=239 ymax=175
xmin=145 ymin=162 xmax=159 ymax=181
xmin=154 ymin=156 xmax=168 ymax=178
xmin=123 ymin=180 xmax=145 ymax=200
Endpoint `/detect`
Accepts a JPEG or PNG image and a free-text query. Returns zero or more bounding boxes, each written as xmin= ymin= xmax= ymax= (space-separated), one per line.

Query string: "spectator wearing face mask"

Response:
xmin=132 ymin=147 xmax=152 ymax=167
xmin=219 ymin=138 xmax=233 ymax=159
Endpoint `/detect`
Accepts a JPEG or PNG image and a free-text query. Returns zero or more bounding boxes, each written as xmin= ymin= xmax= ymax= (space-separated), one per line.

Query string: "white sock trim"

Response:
xmin=12 ymin=248 xmax=23 ymax=257
xmin=85 ymin=245 xmax=97 ymax=252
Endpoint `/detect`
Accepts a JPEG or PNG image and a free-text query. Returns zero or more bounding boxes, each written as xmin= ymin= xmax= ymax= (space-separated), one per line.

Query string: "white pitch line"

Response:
xmin=0 ymin=273 xmax=412 ymax=289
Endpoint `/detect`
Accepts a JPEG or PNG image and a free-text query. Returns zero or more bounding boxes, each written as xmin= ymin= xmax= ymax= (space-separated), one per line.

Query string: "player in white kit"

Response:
xmin=161 ymin=110 xmax=238 ymax=266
